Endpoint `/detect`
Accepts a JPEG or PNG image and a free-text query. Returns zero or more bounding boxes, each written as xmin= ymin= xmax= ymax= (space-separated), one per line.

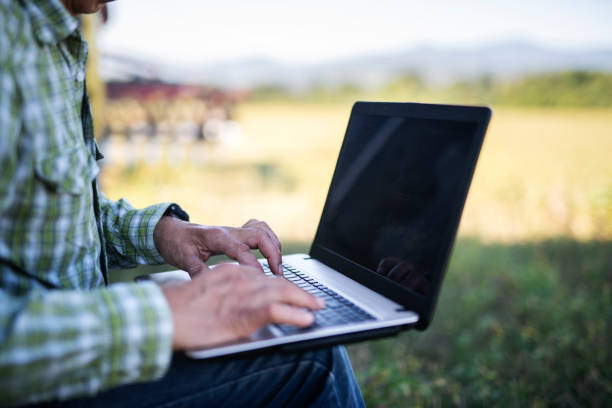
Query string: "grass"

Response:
xmin=347 ymin=238 xmax=611 ymax=407
xmin=102 ymin=103 xmax=612 ymax=406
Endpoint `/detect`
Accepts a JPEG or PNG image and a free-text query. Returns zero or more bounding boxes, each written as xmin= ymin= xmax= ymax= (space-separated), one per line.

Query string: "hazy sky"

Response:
xmin=98 ymin=0 xmax=612 ymax=66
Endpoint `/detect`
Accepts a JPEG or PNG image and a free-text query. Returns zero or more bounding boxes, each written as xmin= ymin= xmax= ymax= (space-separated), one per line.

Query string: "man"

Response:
xmin=0 ymin=0 xmax=365 ymax=406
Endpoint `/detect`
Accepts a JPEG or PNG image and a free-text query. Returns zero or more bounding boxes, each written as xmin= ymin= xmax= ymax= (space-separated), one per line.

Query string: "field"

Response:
xmin=101 ymin=103 xmax=612 ymax=241
xmin=103 ymin=103 xmax=612 ymax=406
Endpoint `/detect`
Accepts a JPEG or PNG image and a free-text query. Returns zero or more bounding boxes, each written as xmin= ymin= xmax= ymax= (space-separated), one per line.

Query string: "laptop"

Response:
xmin=143 ymin=101 xmax=491 ymax=359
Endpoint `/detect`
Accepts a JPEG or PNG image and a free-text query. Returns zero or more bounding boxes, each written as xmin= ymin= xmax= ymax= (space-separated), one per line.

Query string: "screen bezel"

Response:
xmin=309 ymin=101 xmax=491 ymax=330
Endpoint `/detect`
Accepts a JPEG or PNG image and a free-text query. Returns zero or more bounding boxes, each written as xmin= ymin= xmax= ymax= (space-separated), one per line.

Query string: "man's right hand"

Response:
xmin=161 ymin=263 xmax=325 ymax=350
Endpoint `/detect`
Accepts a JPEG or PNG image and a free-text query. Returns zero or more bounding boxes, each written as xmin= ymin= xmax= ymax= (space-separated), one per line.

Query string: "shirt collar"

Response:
xmin=24 ymin=0 xmax=79 ymax=44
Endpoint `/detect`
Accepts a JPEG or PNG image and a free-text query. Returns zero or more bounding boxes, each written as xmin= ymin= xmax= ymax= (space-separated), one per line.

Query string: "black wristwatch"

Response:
xmin=163 ymin=204 xmax=190 ymax=222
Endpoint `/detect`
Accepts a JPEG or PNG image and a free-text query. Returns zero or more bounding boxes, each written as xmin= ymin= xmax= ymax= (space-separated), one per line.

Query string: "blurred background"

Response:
xmin=87 ymin=0 xmax=612 ymax=405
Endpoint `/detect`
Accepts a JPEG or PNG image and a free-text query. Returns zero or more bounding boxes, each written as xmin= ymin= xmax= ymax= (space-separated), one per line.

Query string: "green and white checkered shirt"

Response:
xmin=0 ymin=1 xmax=175 ymax=404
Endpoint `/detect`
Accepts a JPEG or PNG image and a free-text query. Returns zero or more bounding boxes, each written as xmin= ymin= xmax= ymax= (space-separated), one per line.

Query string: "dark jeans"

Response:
xmin=37 ymin=346 xmax=364 ymax=408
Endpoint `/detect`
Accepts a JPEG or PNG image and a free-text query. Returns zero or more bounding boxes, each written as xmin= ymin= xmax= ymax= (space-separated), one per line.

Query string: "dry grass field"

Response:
xmin=100 ymin=103 xmax=612 ymax=242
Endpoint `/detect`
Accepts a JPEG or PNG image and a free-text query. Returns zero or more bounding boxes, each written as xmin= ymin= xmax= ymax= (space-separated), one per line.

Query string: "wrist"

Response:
xmin=153 ymin=215 xmax=185 ymax=253
xmin=154 ymin=204 xmax=190 ymax=254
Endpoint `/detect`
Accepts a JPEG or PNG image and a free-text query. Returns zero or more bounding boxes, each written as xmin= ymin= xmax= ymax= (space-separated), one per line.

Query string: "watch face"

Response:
xmin=165 ymin=205 xmax=190 ymax=222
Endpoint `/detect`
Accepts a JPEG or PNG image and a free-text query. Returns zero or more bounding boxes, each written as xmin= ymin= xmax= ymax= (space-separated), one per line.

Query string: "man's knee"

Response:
xmin=260 ymin=346 xmax=363 ymax=407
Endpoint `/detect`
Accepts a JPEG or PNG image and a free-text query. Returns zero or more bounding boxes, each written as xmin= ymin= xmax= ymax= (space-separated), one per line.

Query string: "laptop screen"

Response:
xmin=312 ymin=109 xmax=479 ymax=298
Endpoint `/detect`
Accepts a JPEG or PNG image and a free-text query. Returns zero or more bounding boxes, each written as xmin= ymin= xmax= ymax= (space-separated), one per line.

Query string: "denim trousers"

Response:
xmin=36 ymin=346 xmax=365 ymax=408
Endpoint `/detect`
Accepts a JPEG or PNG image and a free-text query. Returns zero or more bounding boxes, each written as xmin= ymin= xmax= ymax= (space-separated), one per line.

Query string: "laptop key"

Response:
xmin=325 ymin=298 xmax=344 ymax=309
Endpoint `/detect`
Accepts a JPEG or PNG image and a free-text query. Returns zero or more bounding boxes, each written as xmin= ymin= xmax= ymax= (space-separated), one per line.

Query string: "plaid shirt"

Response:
xmin=0 ymin=1 xmax=175 ymax=404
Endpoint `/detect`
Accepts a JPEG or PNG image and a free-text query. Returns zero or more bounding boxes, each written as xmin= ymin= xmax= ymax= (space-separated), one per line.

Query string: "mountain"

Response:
xmin=101 ymin=42 xmax=612 ymax=90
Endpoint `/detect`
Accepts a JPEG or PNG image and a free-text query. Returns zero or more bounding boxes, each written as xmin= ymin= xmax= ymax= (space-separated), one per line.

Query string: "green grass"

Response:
xmin=112 ymin=238 xmax=611 ymax=407
xmin=347 ymin=238 xmax=612 ymax=407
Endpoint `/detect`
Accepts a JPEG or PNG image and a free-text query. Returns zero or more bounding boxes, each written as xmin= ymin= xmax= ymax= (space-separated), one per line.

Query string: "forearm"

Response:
xmin=98 ymin=193 xmax=173 ymax=269
xmin=0 ymin=283 xmax=173 ymax=406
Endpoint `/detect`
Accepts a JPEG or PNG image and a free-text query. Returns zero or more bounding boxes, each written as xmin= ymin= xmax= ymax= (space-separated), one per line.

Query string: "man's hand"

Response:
xmin=162 ymin=263 xmax=325 ymax=350
xmin=153 ymin=216 xmax=283 ymax=275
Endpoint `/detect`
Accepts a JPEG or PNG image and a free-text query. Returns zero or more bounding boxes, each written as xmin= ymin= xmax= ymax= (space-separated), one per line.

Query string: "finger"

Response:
xmin=260 ymin=278 xmax=325 ymax=310
xmin=256 ymin=232 xmax=282 ymax=275
xmin=243 ymin=219 xmax=282 ymax=255
xmin=265 ymin=303 xmax=315 ymax=327
xmin=262 ymin=229 xmax=282 ymax=272
xmin=256 ymin=220 xmax=282 ymax=253
xmin=222 ymin=240 xmax=264 ymax=273
xmin=237 ymin=228 xmax=282 ymax=275
xmin=242 ymin=218 xmax=260 ymax=228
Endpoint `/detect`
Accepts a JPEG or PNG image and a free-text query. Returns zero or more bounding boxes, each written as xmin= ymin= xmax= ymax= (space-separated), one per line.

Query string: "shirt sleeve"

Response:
xmin=0 ymin=282 xmax=173 ymax=406
xmin=98 ymin=193 xmax=173 ymax=269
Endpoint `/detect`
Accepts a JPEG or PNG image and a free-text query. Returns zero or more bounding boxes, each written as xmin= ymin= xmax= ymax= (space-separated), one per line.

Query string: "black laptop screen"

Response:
xmin=313 ymin=112 xmax=478 ymax=297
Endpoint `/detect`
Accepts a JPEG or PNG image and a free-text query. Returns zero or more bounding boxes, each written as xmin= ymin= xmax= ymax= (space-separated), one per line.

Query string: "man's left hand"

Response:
xmin=153 ymin=217 xmax=283 ymax=276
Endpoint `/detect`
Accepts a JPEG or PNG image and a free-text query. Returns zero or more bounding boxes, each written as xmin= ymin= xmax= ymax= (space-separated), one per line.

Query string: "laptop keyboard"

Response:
xmin=262 ymin=262 xmax=375 ymax=335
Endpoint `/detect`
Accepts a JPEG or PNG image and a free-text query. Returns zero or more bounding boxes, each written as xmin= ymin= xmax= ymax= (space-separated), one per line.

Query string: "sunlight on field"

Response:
xmin=464 ymin=108 xmax=612 ymax=240
xmin=100 ymin=103 xmax=612 ymax=242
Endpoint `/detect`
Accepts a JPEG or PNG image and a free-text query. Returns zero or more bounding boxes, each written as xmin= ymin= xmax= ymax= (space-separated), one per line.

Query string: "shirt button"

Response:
xmin=76 ymin=70 xmax=85 ymax=82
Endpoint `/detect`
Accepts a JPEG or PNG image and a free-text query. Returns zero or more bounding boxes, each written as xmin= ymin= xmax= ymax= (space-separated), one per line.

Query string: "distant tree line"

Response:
xmin=496 ymin=71 xmax=612 ymax=107
xmin=252 ymin=71 xmax=612 ymax=107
